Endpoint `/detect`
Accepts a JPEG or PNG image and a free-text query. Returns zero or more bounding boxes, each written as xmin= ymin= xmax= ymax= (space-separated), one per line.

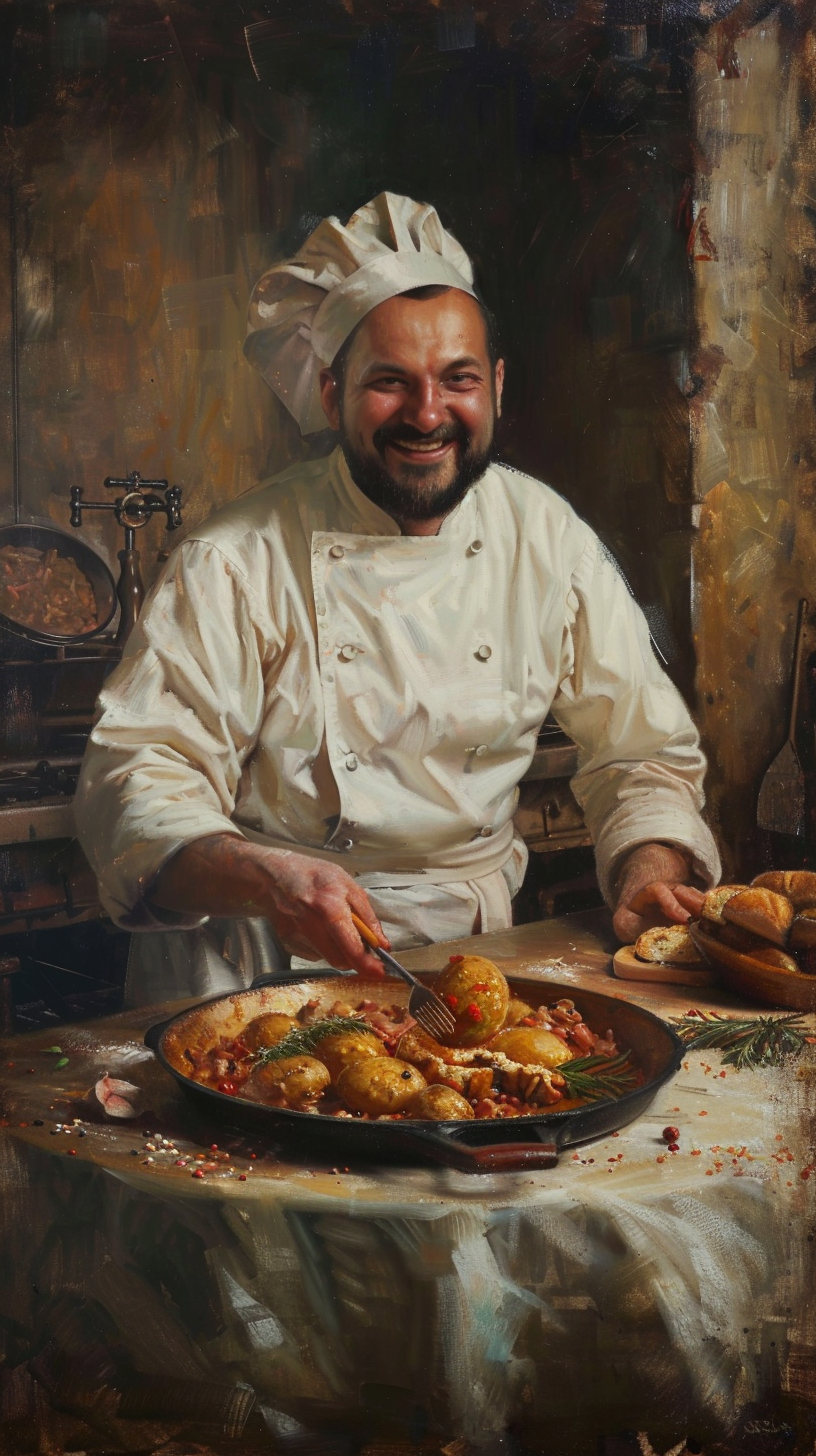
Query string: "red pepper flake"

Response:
xmin=521 ymin=1016 xmax=537 ymax=1026
xmin=719 ymin=1071 xmax=727 ymax=1078
xmin=705 ymin=1169 xmax=714 ymax=1176
xmin=607 ymin=1157 xmax=617 ymax=1163
xmin=668 ymin=1143 xmax=680 ymax=1153
xmin=192 ymin=1169 xmax=205 ymax=1179
xmin=449 ymin=955 xmax=464 ymax=964
xmin=698 ymin=1110 xmax=708 ymax=1116
xmin=445 ymin=994 xmax=459 ymax=1008
xmin=656 ymin=1155 xmax=666 ymax=1163
xmin=466 ymin=1003 xmax=483 ymax=1022
xmin=250 ymin=1153 xmax=257 ymax=1160
xmin=470 ymin=983 xmax=489 ymax=992
xmin=775 ymin=1134 xmax=784 ymax=1141
xmin=67 ymin=1149 xmax=76 ymax=1156
xmin=238 ymin=1174 xmax=247 ymax=1181
xmin=210 ymin=1144 xmax=219 ymax=1151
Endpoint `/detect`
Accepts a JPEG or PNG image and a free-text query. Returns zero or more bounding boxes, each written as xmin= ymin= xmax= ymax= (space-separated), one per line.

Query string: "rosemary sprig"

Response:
xmin=558 ymin=1050 xmax=639 ymax=1102
xmin=671 ymin=1011 xmax=813 ymax=1070
xmin=251 ymin=1015 xmax=367 ymax=1065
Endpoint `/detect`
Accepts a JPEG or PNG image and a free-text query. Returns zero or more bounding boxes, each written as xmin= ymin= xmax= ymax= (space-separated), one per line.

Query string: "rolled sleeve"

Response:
xmin=75 ymin=541 xmax=271 ymax=929
xmin=550 ymin=536 xmax=721 ymax=905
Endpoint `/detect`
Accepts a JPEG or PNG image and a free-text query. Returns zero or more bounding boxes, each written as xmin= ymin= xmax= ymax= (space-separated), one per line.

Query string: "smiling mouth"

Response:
xmin=385 ymin=438 xmax=456 ymax=461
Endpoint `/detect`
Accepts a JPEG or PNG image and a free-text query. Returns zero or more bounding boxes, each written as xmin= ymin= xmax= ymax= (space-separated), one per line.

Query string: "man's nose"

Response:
xmin=400 ymin=379 xmax=447 ymax=433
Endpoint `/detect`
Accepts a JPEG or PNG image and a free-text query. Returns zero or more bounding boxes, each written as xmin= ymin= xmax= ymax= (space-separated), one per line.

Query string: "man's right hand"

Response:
xmin=150 ymin=833 xmax=389 ymax=978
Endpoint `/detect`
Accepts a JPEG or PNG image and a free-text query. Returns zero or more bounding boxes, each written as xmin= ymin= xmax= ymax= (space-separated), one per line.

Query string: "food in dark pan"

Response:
xmin=173 ymin=955 xmax=642 ymax=1122
xmin=0 ymin=544 xmax=98 ymax=636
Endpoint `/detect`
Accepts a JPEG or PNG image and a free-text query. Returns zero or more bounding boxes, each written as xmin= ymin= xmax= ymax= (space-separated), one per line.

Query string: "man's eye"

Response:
xmin=369 ymin=376 xmax=405 ymax=389
xmin=447 ymin=373 xmax=480 ymax=386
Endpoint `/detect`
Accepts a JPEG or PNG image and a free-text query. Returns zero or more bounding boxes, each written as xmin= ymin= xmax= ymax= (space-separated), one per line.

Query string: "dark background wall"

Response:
xmin=0 ymin=0 xmax=712 ymax=696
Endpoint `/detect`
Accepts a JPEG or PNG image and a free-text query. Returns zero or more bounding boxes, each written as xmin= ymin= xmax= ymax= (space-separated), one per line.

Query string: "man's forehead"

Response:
xmin=350 ymin=288 xmax=490 ymax=363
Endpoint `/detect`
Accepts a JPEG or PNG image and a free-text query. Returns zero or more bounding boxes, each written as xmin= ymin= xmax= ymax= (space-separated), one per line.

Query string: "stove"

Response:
xmin=0 ymin=640 xmax=119 ymax=935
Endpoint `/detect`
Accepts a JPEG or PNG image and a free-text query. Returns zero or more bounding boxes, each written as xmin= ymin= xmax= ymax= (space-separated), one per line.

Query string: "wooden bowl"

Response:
xmin=689 ymin=921 xmax=816 ymax=1012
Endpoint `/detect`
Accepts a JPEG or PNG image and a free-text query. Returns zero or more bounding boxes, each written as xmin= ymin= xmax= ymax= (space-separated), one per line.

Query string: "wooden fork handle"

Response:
xmin=350 ymin=911 xmax=380 ymax=949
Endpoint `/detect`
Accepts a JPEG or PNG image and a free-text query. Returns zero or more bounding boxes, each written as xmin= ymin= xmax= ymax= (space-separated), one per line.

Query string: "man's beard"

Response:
xmin=339 ymin=418 xmax=494 ymax=524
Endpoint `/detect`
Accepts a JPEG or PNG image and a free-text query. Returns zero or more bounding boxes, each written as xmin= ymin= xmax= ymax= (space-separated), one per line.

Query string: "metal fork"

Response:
xmin=350 ymin=912 xmax=456 ymax=1041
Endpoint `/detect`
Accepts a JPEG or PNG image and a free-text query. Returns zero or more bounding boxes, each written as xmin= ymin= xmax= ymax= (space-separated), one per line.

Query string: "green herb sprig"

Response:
xmin=671 ymin=1010 xmax=814 ymax=1070
xmin=558 ymin=1050 xmax=639 ymax=1102
xmin=251 ymin=1015 xmax=368 ymax=1065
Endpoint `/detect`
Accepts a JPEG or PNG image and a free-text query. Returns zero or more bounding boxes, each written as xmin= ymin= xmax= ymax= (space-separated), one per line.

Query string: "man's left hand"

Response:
xmin=612 ymin=842 xmax=705 ymax=944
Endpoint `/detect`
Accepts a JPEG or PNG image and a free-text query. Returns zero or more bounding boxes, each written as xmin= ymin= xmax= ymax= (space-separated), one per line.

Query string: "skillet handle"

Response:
xmin=452 ymin=1141 xmax=559 ymax=1172
xmin=392 ymin=1125 xmax=559 ymax=1172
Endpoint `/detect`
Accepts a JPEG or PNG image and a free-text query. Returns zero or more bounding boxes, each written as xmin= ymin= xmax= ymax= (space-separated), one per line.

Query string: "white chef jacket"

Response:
xmin=75 ymin=447 xmax=721 ymax=1004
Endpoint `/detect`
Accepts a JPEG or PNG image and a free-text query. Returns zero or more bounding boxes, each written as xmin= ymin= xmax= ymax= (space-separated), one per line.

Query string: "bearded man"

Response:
xmin=75 ymin=193 xmax=720 ymax=1003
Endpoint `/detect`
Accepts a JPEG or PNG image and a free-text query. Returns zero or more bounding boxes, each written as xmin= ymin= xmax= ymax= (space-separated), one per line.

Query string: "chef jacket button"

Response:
xmin=345 ymin=754 xmax=358 ymax=771
xmin=338 ymin=644 xmax=359 ymax=662
xmin=479 ymin=826 xmax=493 ymax=838
xmin=475 ymin=744 xmax=488 ymax=757
xmin=475 ymin=644 xmax=492 ymax=661
xmin=329 ymin=544 xmax=345 ymax=559
xmin=316 ymin=603 xmax=326 ymax=617
xmin=469 ymin=539 xmax=483 ymax=554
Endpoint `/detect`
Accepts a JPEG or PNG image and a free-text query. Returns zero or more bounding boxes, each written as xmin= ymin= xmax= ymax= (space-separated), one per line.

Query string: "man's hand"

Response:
xmin=150 ymin=833 xmax=389 ymax=977
xmin=612 ymin=842 xmax=705 ymax=945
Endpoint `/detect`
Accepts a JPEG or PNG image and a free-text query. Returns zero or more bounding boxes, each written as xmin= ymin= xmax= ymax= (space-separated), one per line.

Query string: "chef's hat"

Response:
xmin=243 ymin=192 xmax=476 ymax=434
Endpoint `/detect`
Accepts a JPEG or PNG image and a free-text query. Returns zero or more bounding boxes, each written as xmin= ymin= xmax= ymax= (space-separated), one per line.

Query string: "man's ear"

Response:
xmin=494 ymin=358 xmax=505 ymax=418
xmin=319 ymin=367 xmax=341 ymax=431
xmin=316 ymin=366 xmax=340 ymax=428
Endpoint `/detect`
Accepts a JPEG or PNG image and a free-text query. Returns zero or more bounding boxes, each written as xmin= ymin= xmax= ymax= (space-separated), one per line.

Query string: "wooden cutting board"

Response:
xmin=612 ymin=945 xmax=716 ymax=987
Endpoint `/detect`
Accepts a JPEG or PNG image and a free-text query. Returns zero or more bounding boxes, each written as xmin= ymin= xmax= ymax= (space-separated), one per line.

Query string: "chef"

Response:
xmin=75 ymin=192 xmax=721 ymax=1004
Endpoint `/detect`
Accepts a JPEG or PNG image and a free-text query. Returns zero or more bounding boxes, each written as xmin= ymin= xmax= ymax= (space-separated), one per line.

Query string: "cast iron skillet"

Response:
xmin=145 ymin=969 xmax=684 ymax=1173
xmin=0 ymin=522 xmax=117 ymax=648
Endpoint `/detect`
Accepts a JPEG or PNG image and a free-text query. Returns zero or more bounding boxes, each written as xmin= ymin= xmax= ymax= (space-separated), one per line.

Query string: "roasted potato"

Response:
xmin=434 ymin=954 xmax=510 ymax=1047
xmin=336 ymin=1057 xmax=426 ymax=1115
xmin=241 ymin=1012 xmax=296 ymax=1053
xmin=501 ymin=997 xmax=536 ymax=1028
xmin=311 ymin=1029 xmax=383 ymax=1083
xmin=406 ymin=1084 xmax=475 ymax=1120
xmin=488 ymin=1025 xmax=573 ymax=1070
xmin=246 ymin=1054 xmax=330 ymax=1108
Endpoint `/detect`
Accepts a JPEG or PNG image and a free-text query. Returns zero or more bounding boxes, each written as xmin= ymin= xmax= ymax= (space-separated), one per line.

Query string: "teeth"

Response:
xmin=392 ymin=440 xmax=450 ymax=451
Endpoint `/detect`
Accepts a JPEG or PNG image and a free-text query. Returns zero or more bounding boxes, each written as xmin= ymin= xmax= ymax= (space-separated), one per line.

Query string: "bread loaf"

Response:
xmin=750 ymin=870 xmax=789 ymax=896
xmin=721 ymin=888 xmax=793 ymax=946
xmin=785 ymin=871 xmax=816 ymax=910
xmin=634 ymin=925 xmax=704 ymax=966
xmin=751 ymin=868 xmax=816 ymax=909
xmin=701 ymin=884 xmax=748 ymax=923
xmin=790 ymin=908 xmax=816 ymax=949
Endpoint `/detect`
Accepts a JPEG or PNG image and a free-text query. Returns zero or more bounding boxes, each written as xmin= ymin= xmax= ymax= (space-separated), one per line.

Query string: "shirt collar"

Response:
xmin=329 ymin=446 xmax=481 ymax=543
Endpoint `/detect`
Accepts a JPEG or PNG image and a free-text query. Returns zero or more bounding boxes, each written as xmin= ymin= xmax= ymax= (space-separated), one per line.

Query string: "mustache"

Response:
xmin=372 ymin=420 xmax=471 ymax=453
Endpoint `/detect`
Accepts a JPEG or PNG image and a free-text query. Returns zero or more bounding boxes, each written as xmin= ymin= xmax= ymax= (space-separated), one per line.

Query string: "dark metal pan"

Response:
xmin=145 ymin=969 xmax=683 ymax=1173
xmin=0 ymin=522 xmax=117 ymax=652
